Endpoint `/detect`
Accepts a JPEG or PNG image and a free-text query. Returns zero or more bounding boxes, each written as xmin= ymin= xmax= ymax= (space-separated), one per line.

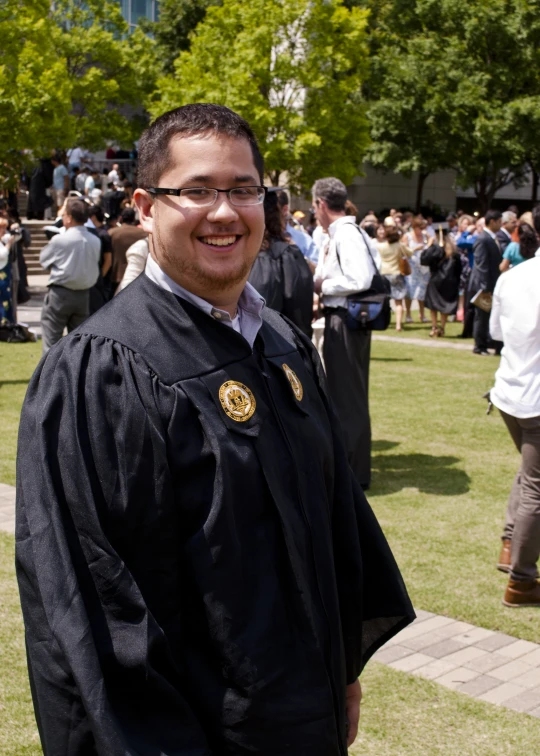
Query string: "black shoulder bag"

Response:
xmin=335 ymin=223 xmax=391 ymax=331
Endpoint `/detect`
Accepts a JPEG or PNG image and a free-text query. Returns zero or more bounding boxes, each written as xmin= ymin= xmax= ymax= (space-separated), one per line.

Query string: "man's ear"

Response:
xmin=133 ymin=189 xmax=154 ymax=234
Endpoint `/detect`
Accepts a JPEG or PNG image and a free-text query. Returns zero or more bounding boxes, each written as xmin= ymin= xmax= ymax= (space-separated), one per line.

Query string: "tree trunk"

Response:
xmin=270 ymin=170 xmax=281 ymax=187
xmin=475 ymin=172 xmax=489 ymax=215
xmin=531 ymin=165 xmax=539 ymax=205
xmin=415 ymin=170 xmax=429 ymax=213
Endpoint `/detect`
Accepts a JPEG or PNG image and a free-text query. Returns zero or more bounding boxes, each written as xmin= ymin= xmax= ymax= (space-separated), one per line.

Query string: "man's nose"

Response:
xmin=207 ymin=194 xmax=239 ymax=223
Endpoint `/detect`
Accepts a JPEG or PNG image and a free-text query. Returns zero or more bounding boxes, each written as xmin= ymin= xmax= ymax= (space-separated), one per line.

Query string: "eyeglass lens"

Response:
xmin=178 ymin=187 xmax=264 ymax=207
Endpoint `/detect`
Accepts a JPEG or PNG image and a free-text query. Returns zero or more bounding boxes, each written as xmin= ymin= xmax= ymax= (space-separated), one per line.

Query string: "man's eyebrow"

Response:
xmin=179 ymin=174 xmax=260 ymax=185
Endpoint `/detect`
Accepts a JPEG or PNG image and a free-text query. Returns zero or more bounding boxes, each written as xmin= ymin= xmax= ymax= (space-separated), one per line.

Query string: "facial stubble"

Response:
xmin=153 ymin=219 xmax=259 ymax=293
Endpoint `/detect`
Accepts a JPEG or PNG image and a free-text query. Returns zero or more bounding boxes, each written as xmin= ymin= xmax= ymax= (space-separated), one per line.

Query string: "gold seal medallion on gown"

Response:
xmin=219 ymin=381 xmax=256 ymax=422
xmin=282 ymin=364 xmax=303 ymax=401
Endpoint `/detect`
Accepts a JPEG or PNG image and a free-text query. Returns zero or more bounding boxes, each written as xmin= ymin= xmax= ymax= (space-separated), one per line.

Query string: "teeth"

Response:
xmin=202 ymin=236 xmax=236 ymax=246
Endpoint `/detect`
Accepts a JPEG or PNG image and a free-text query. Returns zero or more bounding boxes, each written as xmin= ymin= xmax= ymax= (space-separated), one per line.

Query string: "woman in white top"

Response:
xmin=116 ymin=238 xmax=149 ymax=293
xmin=404 ymin=216 xmax=434 ymax=323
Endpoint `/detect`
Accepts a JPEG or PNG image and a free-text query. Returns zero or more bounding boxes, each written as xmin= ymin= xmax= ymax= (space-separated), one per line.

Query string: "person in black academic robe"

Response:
xmin=16 ymin=103 xmax=414 ymax=756
xmin=249 ymin=190 xmax=314 ymax=337
xmin=422 ymin=240 xmax=462 ymax=336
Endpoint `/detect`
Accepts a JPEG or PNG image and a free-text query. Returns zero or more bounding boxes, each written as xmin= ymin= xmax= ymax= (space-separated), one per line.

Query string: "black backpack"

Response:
xmin=335 ymin=223 xmax=391 ymax=331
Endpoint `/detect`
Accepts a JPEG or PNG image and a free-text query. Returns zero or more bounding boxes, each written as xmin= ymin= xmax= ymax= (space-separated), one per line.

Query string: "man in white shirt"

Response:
xmin=490 ymin=248 xmax=540 ymax=607
xmin=314 ymin=177 xmax=381 ymax=490
xmin=40 ymin=198 xmax=101 ymax=352
xmin=67 ymin=146 xmax=85 ymax=175
xmin=107 ymin=162 xmax=120 ymax=186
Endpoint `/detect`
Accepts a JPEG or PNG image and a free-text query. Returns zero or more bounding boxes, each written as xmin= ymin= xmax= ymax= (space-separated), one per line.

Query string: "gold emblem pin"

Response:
xmin=219 ymin=380 xmax=256 ymax=422
xmin=282 ymin=364 xmax=303 ymax=401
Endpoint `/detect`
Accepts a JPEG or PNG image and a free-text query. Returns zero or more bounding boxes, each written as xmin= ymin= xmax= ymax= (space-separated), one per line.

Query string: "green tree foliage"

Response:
xmin=140 ymin=0 xmax=222 ymax=74
xmin=0 ymin=0 xmax=157 ymax=185
xmin=362 ymin=0 xmax=540 ymax=212
xmin=0 ymin=0 xmax=71 ymax=183
xmin=51 ymin=0 xmax=158 ymax=150
xmin=149 ymin=0 xmax=370 ymax=190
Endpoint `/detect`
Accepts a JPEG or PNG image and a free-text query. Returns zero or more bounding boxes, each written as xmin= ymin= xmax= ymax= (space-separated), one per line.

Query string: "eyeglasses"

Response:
xmin=146 ymin=186 xmax=266 ymax=208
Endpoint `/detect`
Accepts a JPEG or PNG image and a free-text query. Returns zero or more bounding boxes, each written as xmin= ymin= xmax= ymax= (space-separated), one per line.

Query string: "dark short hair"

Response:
xmin=137 ymin=103 xmax=264 ymax=188
xmin=264 ymin=191 xmax=286 ymax=242
xmin=65 ymin=199 xmax=88 ymax=224
xmin=485 ymin=209 xmax=502 ymax=225
xmin=121 ymin=207 xmax=136 ymax=224
xmin=312 ymin=177 xmax=348 ymax=212
xmin=532 ymin=205 xmax=540 ymax=237
xmin=88 ymin=205 xmax=104 ymax=223
xmin=276 ymin=190 xmax=289 ymax=208
xmin=518 ymin=222 xmax=538 ymax=260
xmin=446 ymin=212 xmax=457 ymax=222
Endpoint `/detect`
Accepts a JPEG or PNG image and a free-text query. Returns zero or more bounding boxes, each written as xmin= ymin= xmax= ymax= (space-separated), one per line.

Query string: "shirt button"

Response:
xmin=213 ymin=311 xmax=222 ymax=319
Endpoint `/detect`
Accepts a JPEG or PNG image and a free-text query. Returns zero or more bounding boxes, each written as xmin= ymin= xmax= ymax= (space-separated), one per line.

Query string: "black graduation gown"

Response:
xmin=422 ymin=246 xmax=462 ymax=315
xmin=16 ymin=273 xmax=414 ymax=756
xmin=248 ymin=239 xmax=314 ymax=338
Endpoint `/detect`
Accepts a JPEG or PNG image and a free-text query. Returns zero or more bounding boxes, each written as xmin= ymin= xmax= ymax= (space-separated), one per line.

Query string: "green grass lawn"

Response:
xmin=368 ymin=339 xmax=538 ymax=642
xmin=1 ymin=337 xmax=540 ymax=753
xmin=0 ymin=342 xmax=42 ymax=486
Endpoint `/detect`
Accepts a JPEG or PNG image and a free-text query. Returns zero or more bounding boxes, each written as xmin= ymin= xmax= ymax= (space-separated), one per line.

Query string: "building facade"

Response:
xmin=120 ymin=0 xmax=159 ymax=32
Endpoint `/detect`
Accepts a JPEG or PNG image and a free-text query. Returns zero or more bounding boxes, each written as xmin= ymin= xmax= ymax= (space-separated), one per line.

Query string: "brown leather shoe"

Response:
xmin=503 ymin=579 xmax=540 ymax=608
xmin=497 ymin=538 xmax=511 ymax=573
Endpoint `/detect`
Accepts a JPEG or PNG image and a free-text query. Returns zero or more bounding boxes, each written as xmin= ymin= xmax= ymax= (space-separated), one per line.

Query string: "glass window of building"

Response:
xmin=120 ymin=0 xmax=159 ymax=32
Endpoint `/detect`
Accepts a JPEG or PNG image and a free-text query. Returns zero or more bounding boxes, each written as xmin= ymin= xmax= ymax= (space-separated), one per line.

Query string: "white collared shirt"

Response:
xmin=489 ymin=257 xmax=540 ymax=418
xmin=145 ymin=254 xmax=265 ymax=349
xmin=314 ymin=216 xmax=381 ymax=309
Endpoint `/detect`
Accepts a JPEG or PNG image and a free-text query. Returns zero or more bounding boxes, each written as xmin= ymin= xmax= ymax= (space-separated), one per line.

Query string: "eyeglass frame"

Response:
xmin=145 ymin=185 xmax=266 ymax=206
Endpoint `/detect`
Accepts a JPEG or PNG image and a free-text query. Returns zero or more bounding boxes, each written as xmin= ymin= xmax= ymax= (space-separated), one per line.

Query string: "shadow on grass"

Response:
xmin=371 ymin=452 xmax=471 ymax=496
xmin=0 ymin=380 xmax=32 ymax=387
xmin=371 ymin=357 xmax=413 ymax=362
xmin=373 ymin=440 xmax=400 ymax=452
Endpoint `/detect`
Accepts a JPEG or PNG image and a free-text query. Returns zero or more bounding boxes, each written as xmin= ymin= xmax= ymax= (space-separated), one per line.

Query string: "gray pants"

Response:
xmin=501 ymin=411 xmax=540 ymax=581
xmin=41 ymin=285 xmax=89 ymax=353
xmin=323 ymin=309 xmax=372 ymax=489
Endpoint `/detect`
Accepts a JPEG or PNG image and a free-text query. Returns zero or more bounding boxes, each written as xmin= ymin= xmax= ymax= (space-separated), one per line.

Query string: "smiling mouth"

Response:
xmin=199 ymin=235 xmax=240 ymax=248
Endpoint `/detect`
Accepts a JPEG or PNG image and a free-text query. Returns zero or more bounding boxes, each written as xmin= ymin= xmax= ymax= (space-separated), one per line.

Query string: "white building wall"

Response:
xmin=347 ymin=165 xmax=457 ymax=217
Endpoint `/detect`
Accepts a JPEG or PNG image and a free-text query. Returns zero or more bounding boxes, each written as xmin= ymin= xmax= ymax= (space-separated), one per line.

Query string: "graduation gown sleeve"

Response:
xmin=16 ymin=333 xmax=212 ymax=756
xmin=289 ymin=323 xmax=415 ymax=682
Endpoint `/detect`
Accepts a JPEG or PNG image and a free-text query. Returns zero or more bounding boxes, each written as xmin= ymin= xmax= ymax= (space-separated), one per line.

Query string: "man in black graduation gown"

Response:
xmin=16 ymin=104 xmax=414 ymax=756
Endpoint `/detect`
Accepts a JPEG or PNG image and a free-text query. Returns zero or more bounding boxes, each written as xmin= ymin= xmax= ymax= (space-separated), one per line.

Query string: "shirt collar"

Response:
xmin=144 ymin=253 xmax=265 ymax=323
xmin=485 ymin=227 xmax=497 ymax=240
xmin=328 ymin=215 xmax=356 ymax=239
xmin=501 ymin=227 xmax=512 ymax=239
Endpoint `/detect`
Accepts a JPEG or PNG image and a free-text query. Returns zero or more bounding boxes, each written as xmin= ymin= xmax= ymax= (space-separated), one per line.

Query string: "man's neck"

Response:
xmin=327 ymin=210 xmax=346 ymax=226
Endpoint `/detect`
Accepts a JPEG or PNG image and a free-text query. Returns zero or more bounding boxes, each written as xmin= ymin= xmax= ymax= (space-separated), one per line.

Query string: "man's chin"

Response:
xmin=172 ymin=259 xmax=252 ymax=293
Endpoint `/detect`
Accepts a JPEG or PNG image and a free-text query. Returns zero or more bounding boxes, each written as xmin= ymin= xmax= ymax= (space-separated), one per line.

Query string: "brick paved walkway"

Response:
xmin=1 ymin=482 xmax=539 ymax=716
xmin=374 ymin=609 xmax=540 ymax=717
xmin=0 ymin=482 xmax=15 ymax=534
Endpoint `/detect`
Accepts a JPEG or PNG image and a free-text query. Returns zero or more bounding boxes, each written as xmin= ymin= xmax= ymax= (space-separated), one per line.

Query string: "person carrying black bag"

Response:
xmin=313 ymin=177 xmax=382 ymax=490
xmin=249 ymin=191 xmax=314 ymax=337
